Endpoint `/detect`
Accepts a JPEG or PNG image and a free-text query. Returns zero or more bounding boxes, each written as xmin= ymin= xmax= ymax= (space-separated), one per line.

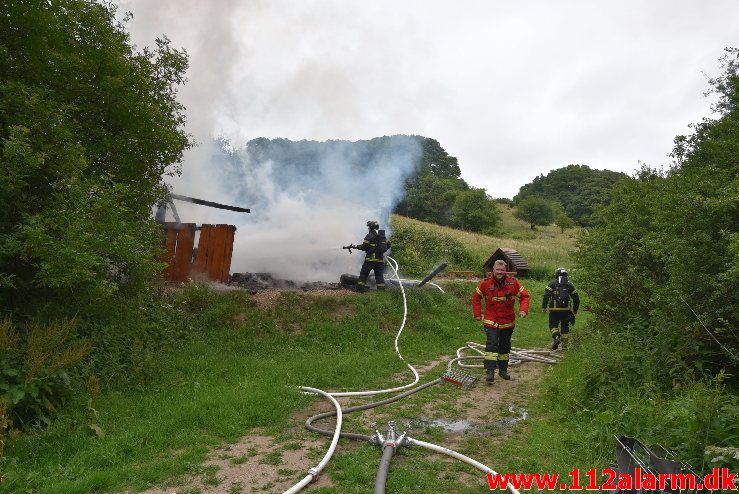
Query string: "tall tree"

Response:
xmin=514 ymin=197 xmax=557 ymax=229
xmin=0 ymin=0 xmax=191 ymax=315
xmin=554 ymin=212 xmax=576 ymax=234
xmin=395 ymin=137 xmax=470 ymax=225
xmin=450 ymin=188 xmax=500 ymax=233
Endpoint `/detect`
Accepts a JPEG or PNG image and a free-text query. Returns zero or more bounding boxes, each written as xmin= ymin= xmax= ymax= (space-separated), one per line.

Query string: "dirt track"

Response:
xmin=136 ymin=356 xmax=551 ymax=494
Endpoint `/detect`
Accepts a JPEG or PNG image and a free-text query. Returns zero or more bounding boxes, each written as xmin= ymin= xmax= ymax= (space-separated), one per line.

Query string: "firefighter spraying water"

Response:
xmin=341 ymin=220 xmax=391 ymax=292
xmin=340 ymin=223 xmax=449 ymax=292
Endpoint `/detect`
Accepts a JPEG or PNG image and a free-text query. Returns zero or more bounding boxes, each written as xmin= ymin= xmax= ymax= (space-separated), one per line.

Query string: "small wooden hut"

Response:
xmin=482 ymin=248 xmax=529 ymax=277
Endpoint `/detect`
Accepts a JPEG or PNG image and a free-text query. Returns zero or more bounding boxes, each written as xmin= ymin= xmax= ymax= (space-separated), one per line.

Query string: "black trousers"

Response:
xmin=358 ymin=261 xmax=385 ymax=289
xmin=548 ymin=312 xmax=571 ymax=335
xmin=484 ymin=327 xmax=513 ymax=371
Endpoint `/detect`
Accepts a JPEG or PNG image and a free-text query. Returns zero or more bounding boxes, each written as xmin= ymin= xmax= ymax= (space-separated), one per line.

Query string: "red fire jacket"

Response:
xmin=472 ymin=275 xmax=530 ymax=329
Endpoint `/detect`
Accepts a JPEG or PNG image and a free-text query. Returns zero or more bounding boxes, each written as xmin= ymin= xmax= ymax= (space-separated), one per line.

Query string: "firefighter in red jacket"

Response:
xmin=472 ymin=260 xmax=530 ymax=383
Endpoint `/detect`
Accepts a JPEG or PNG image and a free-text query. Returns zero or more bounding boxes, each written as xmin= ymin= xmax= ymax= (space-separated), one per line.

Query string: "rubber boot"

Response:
xmin=551 ymin=333 xmax=561 ymax=350
xmin=499 ymin=370 xmax=512 ymax=380
xmin=561 ymin=334 xmax=569 ymax=350
xmin=485 ymin=369 xmax=495 ymax=383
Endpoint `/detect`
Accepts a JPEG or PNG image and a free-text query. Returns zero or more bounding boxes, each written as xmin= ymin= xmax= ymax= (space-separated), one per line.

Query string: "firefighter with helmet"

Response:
xmin=542 ymin=267 xmax=580 ymax=349
xmin=355 ymin=220 xmax=390 ymax=292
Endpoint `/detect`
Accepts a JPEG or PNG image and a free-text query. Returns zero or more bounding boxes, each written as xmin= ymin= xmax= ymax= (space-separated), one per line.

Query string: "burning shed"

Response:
xmin=157 ymin=194 xmax=249 ymax=283
xmin=483 ymin=248 xmax=529 ymax=277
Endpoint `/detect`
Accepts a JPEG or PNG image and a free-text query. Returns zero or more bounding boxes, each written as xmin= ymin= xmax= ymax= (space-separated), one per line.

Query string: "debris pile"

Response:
xmin=231 ymin=272 xmax=342 ymax=293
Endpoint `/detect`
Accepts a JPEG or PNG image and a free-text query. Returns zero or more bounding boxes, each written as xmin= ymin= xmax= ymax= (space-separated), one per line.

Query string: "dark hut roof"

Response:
xmin=483 ymin=248 xmax=529 ymax=275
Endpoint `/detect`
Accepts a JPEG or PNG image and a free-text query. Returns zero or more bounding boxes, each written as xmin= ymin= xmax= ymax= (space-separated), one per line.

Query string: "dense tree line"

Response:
xmin=577 ymin=48 xmax=739 ymax=384
xmin=514 ymin=164 xmax=627 ymax=226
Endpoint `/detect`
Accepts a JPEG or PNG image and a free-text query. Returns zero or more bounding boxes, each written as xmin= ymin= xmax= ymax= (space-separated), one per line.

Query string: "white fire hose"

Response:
xmin=282 ymin=256 xmax=544 ymax=494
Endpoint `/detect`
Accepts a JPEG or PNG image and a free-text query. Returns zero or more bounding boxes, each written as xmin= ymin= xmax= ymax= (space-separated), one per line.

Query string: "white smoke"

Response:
xmin=116 ymin=0 xmax=424 ymax=281
xmin=158 ymin=136 xmax=422 ymax=282
xmin=213 ymin=137 xmax=421 ymax=281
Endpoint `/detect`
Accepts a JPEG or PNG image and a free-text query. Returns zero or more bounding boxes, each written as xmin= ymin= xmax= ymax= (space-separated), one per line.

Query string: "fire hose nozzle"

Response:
xmin=342 ymin=244 xmax=357 ymax=254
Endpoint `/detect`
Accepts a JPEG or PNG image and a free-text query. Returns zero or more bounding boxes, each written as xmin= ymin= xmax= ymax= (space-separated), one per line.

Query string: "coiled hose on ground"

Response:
xmin=282 ymin=256 xmax=528 ymax=494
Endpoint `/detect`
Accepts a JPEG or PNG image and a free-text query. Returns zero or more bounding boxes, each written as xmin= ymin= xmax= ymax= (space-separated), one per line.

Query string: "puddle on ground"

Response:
xmin=417 ymin=416 xmax=478 ymax=434
xmin=497 ymin=404 xmax=529 ymax=429
xmin=416 ymin=403 xmax=528 ymax=436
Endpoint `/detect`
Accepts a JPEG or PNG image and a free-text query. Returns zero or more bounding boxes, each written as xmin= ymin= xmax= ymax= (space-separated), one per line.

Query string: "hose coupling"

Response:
xmin=386 ymin=420 xmax=397 ymax=443
xmin=396 ymin=432 xmax=408 ymax=447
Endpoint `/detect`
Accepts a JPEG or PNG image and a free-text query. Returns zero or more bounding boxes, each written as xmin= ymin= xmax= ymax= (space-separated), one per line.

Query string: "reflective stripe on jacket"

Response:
xmin=472 ymin=275 xmax=530 ymax=329
xmin=542 ymin=280 xmax=580 ymax=312
xmin=358 ymin=230 xmax=385 ymax=262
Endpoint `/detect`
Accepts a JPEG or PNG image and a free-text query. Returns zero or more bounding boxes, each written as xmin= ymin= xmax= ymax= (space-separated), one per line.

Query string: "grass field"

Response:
xmin=390 ymin=204 xmax=579 ymax=278
xmin=1 ymin=212 xmax=587 ymax=494
xmin=3 ymin=282 xmax=579 ymax=493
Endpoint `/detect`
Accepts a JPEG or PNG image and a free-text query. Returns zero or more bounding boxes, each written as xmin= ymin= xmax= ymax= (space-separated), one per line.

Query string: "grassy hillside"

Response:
xmin=2 ymin=216 xmax=589 ymax=493
xmin=390 ymin=203 xmax=579 ymax=278
xmin=2 ymin=281 xmax=566 ymax=493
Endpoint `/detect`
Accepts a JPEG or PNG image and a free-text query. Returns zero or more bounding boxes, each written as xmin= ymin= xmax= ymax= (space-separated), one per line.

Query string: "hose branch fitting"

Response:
xmin=380 ymin=420 xmax=409 ymax=449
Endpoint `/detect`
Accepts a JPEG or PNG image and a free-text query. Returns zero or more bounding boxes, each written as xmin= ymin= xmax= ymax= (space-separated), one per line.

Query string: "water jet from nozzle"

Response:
xmin=417 ymin=262 xmax=447 ymax=287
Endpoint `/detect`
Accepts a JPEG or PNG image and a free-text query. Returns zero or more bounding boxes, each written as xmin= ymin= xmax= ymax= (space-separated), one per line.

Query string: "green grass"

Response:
xmin=1 ymin=214 xmax=589 ymax=493
xmin=1 ymin=278 xmax=586 ymax=493
xmin=0 ymin=283 xmax=553 ymax=493
xmin=390 ymin=206 xmax=579 ymax=278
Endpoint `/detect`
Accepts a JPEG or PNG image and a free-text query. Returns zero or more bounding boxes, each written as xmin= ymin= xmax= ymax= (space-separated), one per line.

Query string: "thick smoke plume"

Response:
xmin=116 ymin=0 xmax=424 ymax=281
xmin=170 ymin=138 xmax=422 ymax=282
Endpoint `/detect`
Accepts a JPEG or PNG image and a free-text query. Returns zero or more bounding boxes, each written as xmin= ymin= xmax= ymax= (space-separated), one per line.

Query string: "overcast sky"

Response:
xmin=119 ymin=0 xmax=739 ymax=199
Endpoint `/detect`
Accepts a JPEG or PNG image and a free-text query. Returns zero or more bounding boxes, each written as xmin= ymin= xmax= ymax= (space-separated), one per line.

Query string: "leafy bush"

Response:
xmin=508 ymin=50 xmax=739 ymax=478
xmin=0 ymin=318 xmax=91 ymax=428
xmin=576 ymin=49 xmax=739 ymax=382
xmin=536 ymin=323 xmax=738 ymax=468
xmin=0 ymin=0 xmax=191 ymax=318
